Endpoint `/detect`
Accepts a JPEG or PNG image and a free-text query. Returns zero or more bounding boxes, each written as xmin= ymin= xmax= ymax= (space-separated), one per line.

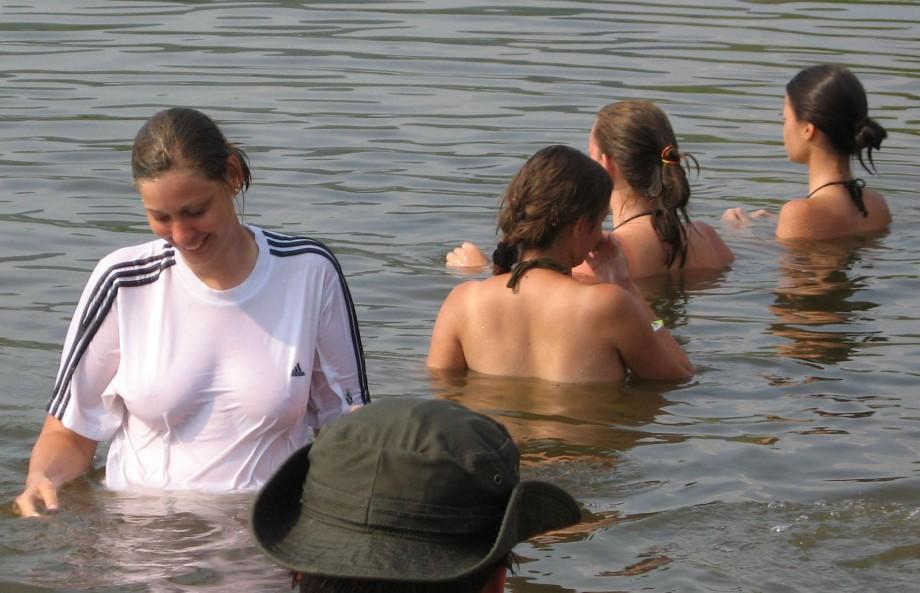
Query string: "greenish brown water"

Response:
xmin=1 ymin=1 xmax=918 ymax=591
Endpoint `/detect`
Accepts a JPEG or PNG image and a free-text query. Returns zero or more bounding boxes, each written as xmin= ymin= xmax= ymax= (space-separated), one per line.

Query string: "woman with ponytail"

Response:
xmin=580 ymin=100 xmax=733 ymax=279
xmin=724 ymin=64 xmax=890 ymax=240
xmin=428 ymin=145 xmax=692 ymax=383
xmin=447 ymin=101 xmax=733 ymax=280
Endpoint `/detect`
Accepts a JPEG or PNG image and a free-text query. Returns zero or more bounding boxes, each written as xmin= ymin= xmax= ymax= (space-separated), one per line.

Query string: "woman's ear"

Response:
xmin=571 ymin=215 xmax=600 ymax=244
xmin=802 ymin=121 xmax=816 ymax=141
xmin=599 ymin=152 xmax=617 ymax=178
xmin=225 ymin=154 xmax=244 ymax=191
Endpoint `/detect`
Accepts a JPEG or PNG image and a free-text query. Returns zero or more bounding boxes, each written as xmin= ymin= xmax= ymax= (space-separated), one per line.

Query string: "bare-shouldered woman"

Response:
xmin=578 ymin=100 xmax=733 ymax=280
xmin=448 ymin=101 xmax=733 ymax=281
xmin=723 ymin=64 xmax=890 ymax=240
xmin=428 ymin=145 xmax=692 ymax=383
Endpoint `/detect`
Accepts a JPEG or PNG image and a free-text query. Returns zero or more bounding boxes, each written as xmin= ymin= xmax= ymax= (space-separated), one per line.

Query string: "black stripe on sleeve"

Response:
xmin=47 ymin=252 xmax=175 ymax=419
xmin=263 ymin=231 xmax=370 ymax=404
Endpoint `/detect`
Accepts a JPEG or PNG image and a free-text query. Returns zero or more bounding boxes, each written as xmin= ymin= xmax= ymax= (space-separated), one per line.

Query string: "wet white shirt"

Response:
xmin=47 ymin=226 xmax=368 ymax=491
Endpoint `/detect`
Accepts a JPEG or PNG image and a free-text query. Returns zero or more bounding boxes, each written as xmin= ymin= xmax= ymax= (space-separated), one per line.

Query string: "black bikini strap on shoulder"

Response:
xmin=506 ymin=258 xmax=570 ymax=291
xmin=805 ymin=178 xmax=867 ymax=218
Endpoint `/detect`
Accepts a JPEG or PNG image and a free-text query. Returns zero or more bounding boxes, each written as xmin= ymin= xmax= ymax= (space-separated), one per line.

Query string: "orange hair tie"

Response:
xmin=660 ymin=144 xmax=680 ymax=165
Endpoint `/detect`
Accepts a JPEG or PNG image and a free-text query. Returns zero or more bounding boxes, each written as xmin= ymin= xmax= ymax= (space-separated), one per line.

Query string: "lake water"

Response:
xmin=1 ymin=1 xmax=918 ymax=591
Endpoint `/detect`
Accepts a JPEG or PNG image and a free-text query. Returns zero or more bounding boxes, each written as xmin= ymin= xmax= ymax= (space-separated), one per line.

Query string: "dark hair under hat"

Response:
xmin=250 ymin=398 xmax=581 ymax=583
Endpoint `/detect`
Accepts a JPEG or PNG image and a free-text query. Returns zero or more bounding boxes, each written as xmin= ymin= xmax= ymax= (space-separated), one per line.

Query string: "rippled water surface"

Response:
xmin=1 ymin=1 xmax=918 ymax=591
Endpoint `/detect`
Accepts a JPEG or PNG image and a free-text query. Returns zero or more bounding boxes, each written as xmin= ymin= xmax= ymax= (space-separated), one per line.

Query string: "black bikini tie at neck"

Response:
xmin=613 ymin=210 xmax=655 ymax=230
xmin=806 ymin=178 xmax=867 ymax=217
xmin=506 ymin=258 xmax=570 ymax=291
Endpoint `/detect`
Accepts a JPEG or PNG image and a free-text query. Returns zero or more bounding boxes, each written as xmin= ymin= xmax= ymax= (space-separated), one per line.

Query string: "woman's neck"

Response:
xmin=520 ymin=243 xmax=575 ymax=270
xmin=611 ymin=188 xmax=653 ymax=227
xmin=807 ymin=150 xmax=854 ymax=193
xmin=191 ymin=223 xmax=259 ymax=290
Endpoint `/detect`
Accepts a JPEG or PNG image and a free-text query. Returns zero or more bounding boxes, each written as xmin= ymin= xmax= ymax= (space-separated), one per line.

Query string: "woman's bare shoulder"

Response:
xmin=447 ymin=274 xmax=505 ymax=301
xmin=574 ymin=280 xmax=636 ymax=314
xmin=612 ymin=225 xmax=666 ymax=279
xmin=865 ymin=189 xmax=891 ymax=223
xmin=776 ymin=197 xmax=819 ymax=239
xmin=689 ymin=220 xmax=735 ymax=264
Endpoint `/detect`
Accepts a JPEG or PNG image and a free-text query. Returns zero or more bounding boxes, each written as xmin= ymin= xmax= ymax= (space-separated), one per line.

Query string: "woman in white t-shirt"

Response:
xmin=15 ymin=108 xmax=369 ymax=516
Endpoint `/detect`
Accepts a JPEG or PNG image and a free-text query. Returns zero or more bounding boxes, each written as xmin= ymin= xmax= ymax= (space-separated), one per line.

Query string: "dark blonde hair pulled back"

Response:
xmin=131 ymin=107 xmax=252 ymax=191
xmin=592 ymin=100 xmax=695 ymax=268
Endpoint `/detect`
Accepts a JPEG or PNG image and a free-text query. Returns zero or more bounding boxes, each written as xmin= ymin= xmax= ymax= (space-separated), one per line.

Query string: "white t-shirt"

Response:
xmin=46 ymin=226 xmax=369 ymax=491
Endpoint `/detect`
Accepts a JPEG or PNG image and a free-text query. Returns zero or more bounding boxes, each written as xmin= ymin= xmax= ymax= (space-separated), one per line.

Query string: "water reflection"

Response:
xmin=2 ymin=0 xmax=918 ymax=590
xmin=430 ymin=372 xmax=672 ymax=544
xmin=769 ymin=236 xmax=887 ymax=364
xmin=6 ymin=474 xmax=284 ymax=592
xmin=431 ymin=371 xmax=668 ymax=458
xmin=639 ymin=268 xmax=731 ymax=330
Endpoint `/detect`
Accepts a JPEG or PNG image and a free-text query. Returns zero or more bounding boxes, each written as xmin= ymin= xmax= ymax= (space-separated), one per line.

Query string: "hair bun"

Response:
xmin=854 ymin=116 xmax=887 ymax=151
xmin=492 ymin=241 xmax=517 ymax=273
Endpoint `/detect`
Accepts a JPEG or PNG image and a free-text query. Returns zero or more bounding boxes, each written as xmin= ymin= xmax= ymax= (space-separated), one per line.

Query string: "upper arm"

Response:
xmin=606 ymin=290 xmax=693 ymax=381
xmin=427 ymin=283 xmax=471 ymax=370
xmin=29 ymin=414 xmax=99 ymax=481
xmin=311 ymin=259 xmax=370 ymax=417
xmin=48 ymin=258 xmax=124 ymax=440
xmin=776 ymin=199 xmax=814 ymax=240
xmin=38 ymin=414 xmax=98 ymax=454
xmin=869 ymin=192 xmax=892 ymax=225
xmin=694 ymin=221 xmax=735 ymax=263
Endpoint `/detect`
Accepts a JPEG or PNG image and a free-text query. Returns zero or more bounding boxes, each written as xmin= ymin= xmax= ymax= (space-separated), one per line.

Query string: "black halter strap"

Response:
xmin=613 ymin=210 xmax=654 ymax=230
xmin=806 ymin=178 xmax=867 ymax=217
xmin=506 ymin=258 xmax=570 ymax=290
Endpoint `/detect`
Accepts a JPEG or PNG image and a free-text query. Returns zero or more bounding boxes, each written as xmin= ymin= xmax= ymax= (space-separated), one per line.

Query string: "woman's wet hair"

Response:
xmin=786 ymin=64 xmax=886 ymax=175
xmin=131 ymin=107 xmax=252 ymax=191
xmin=592 ymin=100 xmax=695 ymax=268
xmin=492 ymin=145 xmax=612 ymax=275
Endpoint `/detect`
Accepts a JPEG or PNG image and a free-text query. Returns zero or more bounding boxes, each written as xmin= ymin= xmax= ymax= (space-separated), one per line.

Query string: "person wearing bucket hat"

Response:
xmin=251 ymin=397 xmax=581 ymax=593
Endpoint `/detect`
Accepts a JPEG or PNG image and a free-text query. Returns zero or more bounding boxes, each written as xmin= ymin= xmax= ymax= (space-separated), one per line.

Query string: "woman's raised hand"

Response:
xmin=584 ymin=232 xmax=631 ymax=286
xmin=445 ymin=242 xmax=489 ymax=268
xmin=722 ymin=207 xmax=774 ymax=224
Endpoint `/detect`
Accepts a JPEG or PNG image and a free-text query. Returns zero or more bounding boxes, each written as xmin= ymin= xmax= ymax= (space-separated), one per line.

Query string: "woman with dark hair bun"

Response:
xmin=724 ymin=64 xmax=891 ymax=240
xmin=428 ymin=145 xmax=692 ymax=383
xmin=448 ymin=101 xmax=733 ymax=280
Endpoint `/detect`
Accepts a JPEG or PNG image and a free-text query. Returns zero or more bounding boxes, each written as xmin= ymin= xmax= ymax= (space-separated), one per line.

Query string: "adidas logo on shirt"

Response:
xmin=291 ymin=362 xmax=306 ymax=377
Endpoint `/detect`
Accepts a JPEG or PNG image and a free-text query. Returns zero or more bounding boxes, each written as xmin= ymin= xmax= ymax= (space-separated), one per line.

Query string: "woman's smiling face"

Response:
xmin=138 ymin=165 xmax=240 ymax=267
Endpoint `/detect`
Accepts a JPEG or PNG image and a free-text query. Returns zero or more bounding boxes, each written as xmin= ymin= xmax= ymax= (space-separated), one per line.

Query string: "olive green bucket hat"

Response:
xmin=251 ymin=398 xmax=581 ymax=582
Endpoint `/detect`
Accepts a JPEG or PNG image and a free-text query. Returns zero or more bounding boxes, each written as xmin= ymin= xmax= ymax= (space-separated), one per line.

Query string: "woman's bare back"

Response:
xmin=429 ymin=263 xmax=693 ymax=383
xmin=573 ymin=220 xmax=733 ymax=281
xmin=441 ymin=270 xmax=629 ymax=382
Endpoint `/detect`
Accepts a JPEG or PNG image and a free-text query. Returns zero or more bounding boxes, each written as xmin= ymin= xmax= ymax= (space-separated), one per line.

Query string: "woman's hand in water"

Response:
xmin=722 ymin=207 xmax=774 ymax=225
xmin=445 ymin=242 xmax=489 ymax=269
xmin=13 ymin=416 xmax=97 ymax=517
xmin=14 ymin=473 xmax=59 ymax=517
xmin=584 ymin=232 xmax=631 ymax=286
xmin=721 ymin=207 xmax=750 ymax=224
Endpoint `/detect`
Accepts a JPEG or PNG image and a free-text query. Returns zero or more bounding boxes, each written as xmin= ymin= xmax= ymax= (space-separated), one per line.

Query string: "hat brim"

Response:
xmin=251 ymin=447 xmax=581 ymax=583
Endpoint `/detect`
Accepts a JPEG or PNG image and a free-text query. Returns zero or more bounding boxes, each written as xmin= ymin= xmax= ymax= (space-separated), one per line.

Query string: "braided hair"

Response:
xmin=492 ymin=145 xmax=612 ymax=275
